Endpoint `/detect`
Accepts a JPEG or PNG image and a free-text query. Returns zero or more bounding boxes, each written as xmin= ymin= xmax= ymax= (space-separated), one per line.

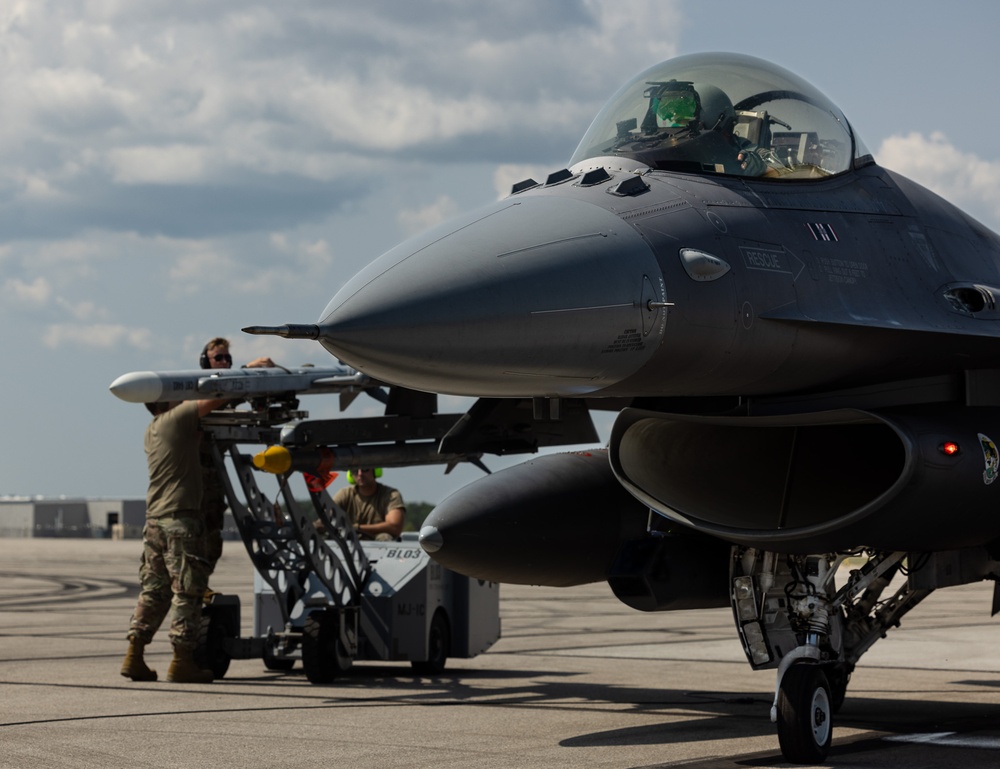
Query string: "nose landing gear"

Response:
xmin=732 ymin=547 xmax=925 ymax=763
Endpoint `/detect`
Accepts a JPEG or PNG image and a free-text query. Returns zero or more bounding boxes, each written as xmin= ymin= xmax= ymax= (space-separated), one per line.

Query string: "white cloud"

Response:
xmin=159 ymin=233 xmax=340 ymax=298
xmin=268 ymin=233 xmax=333 ymax=267
xmin=269 ymin=232 xmax=289 ymax=252
xmin=42 ymin=322 xmax=152 ymax=349
xmin=18 ymin=238 xmax=108 ymax=275
xmin=24 ymin=66 xmax=131 ymax=127
xmin=17 ymin=173 xmax=66 ymax=200
xmin=878 ymin=131 xmax=1000 ymax=226
xmin=55 ymin=297 xmax=110 ymax=321
xmin=0 ymin=1 xmax=684 ymax=228
xmin=397 ymin=195 xmax=462 ymax=236
xmin=167 ymin=250 xmax=238 ymax=291
xmin=294 ymin=238 xmax=335 ymax=273
xmin=107 ymin=144 xmax=211 ymax=184
xmin=302 ymin=238 xmax=331 ymax=260
xmin=231 ymin=266 xmax=288 ymax=295
xmin=3 ymin=276 xmax=52 ymax=305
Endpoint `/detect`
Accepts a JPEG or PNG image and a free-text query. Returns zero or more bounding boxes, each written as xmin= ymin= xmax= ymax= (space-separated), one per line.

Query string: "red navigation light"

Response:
xmin=940 ymin=441 xmax=961 ymax=456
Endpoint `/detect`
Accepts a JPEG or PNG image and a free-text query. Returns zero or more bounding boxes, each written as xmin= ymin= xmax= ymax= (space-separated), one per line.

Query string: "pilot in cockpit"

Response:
xmin=643 ymin=81 xmax=769 ymax=176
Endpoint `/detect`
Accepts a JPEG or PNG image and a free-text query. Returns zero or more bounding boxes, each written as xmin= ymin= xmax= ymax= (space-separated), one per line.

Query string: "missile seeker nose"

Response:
xmin=109 ymin=371 xmax=163 ymax=403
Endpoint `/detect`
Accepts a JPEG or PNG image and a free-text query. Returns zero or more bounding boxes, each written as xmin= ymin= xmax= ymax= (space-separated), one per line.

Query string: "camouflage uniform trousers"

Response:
xmin=127 ymin=514 xmax=211 ymax=649
xmin=201 ymin=459 xmax=226 ymax=575
xmin=202 ymin=498 xmax=225 ymax=576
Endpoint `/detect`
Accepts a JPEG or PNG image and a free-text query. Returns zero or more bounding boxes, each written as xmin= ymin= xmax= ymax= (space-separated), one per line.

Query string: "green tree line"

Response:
xmin=403 ymin=501 xmax=434 ymax=532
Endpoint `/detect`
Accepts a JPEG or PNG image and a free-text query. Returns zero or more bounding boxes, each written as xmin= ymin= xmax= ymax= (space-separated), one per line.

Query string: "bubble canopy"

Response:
xmin=569 ymin=52 xmax=868 ymax=180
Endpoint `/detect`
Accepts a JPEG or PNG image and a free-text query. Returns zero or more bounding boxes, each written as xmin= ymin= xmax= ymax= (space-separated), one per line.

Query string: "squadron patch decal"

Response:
xmin=978 ymin=433 xmax=998 ymax=485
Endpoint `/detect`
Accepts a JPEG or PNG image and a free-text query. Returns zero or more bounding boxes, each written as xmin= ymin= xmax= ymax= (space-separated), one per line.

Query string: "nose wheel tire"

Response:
xmin=194 ymin=601 xmax=237 ymax=680
xmin=411 ymin=610 xmax=450 ymax=675
xmin=826 ymin=661 xmax=851 ymax=714
xmin=776 ymin=663 xmax=833 ymax=763
xmin=302 ymin=610 xmax=353 ymax=684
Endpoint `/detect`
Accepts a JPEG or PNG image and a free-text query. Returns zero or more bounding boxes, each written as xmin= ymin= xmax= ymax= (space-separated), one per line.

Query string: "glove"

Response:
xmin=738 ymin=149 xmax=766 ymax=176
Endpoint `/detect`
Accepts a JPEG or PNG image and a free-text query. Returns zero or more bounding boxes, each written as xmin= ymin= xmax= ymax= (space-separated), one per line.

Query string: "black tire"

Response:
xmin=195 ymin=605 xmax=235 ymax=680
xmin=301 ymin=611 xmax=352 ymax=684
xmin=825 ymin=661 xmax=851 ymax=714
xmin=412 ymin=610 xmax=450 ymax=675
xmin=776 ymin=663 xmax=833 ymax=763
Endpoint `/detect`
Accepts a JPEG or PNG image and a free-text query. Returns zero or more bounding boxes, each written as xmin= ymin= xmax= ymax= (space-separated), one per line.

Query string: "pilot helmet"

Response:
xmin=651 ymin=81 xmax=735 ymax=135
xmin=694 ymin=83 xmax=735 ymax=134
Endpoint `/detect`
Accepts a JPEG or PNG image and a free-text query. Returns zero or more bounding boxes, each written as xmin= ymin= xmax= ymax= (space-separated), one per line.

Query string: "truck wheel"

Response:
xmin=195 ymin=604 xmax=236 ymax=679
xmin=412 ymin=610 xmax=450 ymax=675
xmin=302 ymin=611 xmax=352 ymax=684
xmin=776 ymin=663 xmax=833 ymax=763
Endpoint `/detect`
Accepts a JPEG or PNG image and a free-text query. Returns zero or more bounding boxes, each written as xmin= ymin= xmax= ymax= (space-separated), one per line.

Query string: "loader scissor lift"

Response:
xmin=195 ymin=401 xmax=500 ymax=683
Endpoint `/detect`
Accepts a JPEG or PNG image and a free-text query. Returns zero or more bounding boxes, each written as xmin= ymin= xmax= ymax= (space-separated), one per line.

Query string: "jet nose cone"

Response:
xmin=316 ymin=194 xmax=664 ymax=397
xmin=417 ymin=524 xmax=443 ymax=554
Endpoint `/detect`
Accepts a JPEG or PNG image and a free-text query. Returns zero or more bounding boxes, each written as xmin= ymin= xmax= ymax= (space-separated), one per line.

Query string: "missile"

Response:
xmin=252 ymin=443 xmax=484 ymax=475
xmin=109 ymin=365 xmax=372 ymax=404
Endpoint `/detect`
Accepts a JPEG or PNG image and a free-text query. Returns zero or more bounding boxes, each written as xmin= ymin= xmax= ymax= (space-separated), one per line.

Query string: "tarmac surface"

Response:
xmin=1 ymin=538 xmax=999 ymax=769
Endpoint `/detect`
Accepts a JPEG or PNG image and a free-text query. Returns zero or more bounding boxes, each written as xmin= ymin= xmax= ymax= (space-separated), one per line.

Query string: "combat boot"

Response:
xmin=166 ymin=646 xmax=214 ymax=683
xmin=120 ymin=639 xmax=157 ymax=681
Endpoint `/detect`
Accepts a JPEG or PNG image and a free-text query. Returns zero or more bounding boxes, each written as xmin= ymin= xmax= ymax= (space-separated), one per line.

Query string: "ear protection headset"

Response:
xmin=199 ymin=344 xmax=211 ymax=369
xmin=347 ymin=468 xmax=382 ymax=484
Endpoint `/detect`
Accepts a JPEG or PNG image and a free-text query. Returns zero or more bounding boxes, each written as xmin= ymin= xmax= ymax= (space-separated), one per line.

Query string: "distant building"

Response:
xmin=0 ymin=497 xmax=142 ymax=538
xmin=88 ymin=499 xmax=147 ymax=539
xmin=0 ymin=498 xmax=38 ymax=537
xmin=0 ymin=497 xmax=241 ymax=539
xmin=0 ymin=497 xmax=88 ymax=538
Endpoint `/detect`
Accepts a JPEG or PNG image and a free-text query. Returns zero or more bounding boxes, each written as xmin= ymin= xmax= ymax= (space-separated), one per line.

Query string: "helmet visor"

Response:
xmin=655 ymin=91 xmax=698 ymax=127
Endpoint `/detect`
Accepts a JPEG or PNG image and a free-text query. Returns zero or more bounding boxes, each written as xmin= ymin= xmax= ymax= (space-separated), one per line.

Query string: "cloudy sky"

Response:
xmin=4 ymin=0 xmax=1000 ymax=507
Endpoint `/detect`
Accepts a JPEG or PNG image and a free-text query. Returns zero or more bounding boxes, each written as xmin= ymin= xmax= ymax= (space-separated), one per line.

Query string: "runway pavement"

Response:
xmin=0 ymin=538 xmax=998 ymax=768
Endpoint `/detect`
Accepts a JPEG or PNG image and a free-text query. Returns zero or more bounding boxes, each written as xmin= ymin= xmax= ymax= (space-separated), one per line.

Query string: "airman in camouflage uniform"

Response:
xmin=120 ymin=397 xmax=229 ymax=684
xmin=197 ymin=337 xmax=275 ymax=578
xmin=334 ymin=468 xmax=406 ymax=541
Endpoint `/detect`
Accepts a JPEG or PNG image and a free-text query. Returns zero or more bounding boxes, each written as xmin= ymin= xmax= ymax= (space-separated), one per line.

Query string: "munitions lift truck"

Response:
xmin=194 ymin=396 xmax=501 ymax=683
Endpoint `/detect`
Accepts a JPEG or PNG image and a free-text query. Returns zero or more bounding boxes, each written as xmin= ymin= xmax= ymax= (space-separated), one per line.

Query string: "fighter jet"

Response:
xmin=245 ymin=53 xmax=1000 ymax=762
